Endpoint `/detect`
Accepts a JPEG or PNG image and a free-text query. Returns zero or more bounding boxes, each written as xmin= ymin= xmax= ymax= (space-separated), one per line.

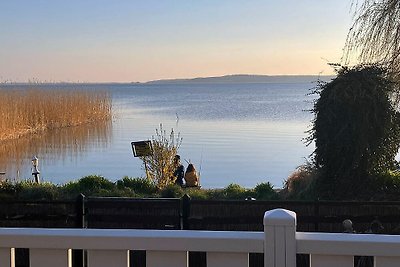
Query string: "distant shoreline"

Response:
xmin=0 ymin=74 xmax=335 ymax=86
xmin=145 ymin=74 xmax=335 ymax=85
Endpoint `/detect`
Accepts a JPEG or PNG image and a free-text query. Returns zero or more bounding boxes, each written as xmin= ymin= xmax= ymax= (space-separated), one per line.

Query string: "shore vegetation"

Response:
xmin=2 ymin=172 xmax=400 ymax=201
xmin=0 ymin=88 xmax=112 ymax=142
xmin=0 ymin=175 xmax=279 ymax=201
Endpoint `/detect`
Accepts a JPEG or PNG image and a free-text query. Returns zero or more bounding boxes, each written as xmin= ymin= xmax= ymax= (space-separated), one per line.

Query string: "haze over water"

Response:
xmin=0 ymin=80 xmax=316 ymax=188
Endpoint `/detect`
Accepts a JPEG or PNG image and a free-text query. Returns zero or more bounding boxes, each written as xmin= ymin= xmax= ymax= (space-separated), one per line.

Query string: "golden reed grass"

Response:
xmin=0 ymin=88 xmax=112 ymax=141
xmin=0 ymin=121 xmax=112 ymax=180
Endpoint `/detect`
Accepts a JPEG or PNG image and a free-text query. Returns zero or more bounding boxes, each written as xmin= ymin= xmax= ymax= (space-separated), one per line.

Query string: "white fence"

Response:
xmin=1 ymin=208 xmax=400 ymax=267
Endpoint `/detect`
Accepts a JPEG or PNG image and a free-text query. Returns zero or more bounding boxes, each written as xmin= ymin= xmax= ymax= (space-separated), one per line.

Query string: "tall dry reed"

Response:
xmin=0 ymin=88 xmax=112 ymax=141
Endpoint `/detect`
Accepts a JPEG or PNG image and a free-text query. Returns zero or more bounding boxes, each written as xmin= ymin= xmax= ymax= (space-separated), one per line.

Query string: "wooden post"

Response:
xmin=181 ymin=194 xmax=191 ymax=230
xmin=264 ymin=209 xmax=297 ymax=267
xmin=73 ymin=194 xmax=86 ymax=267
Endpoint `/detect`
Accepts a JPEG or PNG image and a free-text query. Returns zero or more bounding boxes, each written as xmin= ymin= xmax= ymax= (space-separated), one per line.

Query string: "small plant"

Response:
xmin=140 ymin=124 xmax=182 ymax=189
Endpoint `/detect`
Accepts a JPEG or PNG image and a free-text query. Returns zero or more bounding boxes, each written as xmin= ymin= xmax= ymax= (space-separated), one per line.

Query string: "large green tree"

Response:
xmin=308 ymin=64 xmax=400 ymax=199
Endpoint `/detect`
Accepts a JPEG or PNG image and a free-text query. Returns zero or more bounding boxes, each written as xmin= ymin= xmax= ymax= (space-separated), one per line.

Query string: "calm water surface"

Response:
xmin=0 ymin=82 xmax=316 ymax=188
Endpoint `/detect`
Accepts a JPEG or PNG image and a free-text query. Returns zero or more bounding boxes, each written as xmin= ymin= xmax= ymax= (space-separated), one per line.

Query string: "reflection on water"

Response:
xmin=0 ymin=120 xmax=112 ymax=181
xmin=1 ymin=82 xmax=316 ymax=187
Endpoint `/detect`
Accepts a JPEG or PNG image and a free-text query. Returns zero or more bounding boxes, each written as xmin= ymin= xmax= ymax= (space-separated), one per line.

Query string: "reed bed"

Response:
xmin=0 ymin=88 xmax=112 ymax=141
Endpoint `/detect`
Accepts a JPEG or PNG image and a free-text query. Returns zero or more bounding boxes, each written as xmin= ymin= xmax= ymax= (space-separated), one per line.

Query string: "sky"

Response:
xmin=0 ymin=1 xmax=354 ymax=83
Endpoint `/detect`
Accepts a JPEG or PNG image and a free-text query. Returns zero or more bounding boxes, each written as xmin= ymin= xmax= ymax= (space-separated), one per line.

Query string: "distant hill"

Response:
xmin=145 ymin=74 xmax=335 ymax=84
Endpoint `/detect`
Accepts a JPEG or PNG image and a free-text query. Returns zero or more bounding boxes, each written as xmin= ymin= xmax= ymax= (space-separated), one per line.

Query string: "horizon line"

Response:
xmin=0 ymin=73 xmax=336 ymax=85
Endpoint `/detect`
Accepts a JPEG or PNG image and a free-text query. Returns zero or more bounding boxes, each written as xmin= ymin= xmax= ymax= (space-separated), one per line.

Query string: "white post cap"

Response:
xmin=263 ymin=208 xmax=297 ymax=226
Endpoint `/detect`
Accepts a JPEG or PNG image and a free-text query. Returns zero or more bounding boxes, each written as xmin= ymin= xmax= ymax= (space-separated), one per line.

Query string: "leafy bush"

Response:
xmin=282 ymin=165 xmax=317 ymax=200
xmin=184 ymin=187 xmax=209 ymax=200
xmin=16 ymin=181 xmax=59 ymax=200
xmin=160 ymin=184 xmax=184 ymax=198
xmin=61 ymin=175 xmax=115 ymax=197
xmin=253 ymin=182 xmax=279 ymax=200
xmin=0 ymin=180 xmax=17 ymax=200
xmin=364 ymin=171 xmax=400 ymax=200
xmin=116 ymin=177 xmax=157 ymax=196
xmin=222 ymin=183 xmax=249 ymax=200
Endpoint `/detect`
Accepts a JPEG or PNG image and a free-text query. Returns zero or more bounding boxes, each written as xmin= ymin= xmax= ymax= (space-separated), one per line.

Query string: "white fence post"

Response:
xmin=264 ymin=209 xmax=297 ymax=267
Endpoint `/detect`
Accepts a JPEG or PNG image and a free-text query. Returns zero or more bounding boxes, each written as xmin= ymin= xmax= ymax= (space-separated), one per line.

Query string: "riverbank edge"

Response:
xmin=0 ymin=175 xmax=279 ymax=201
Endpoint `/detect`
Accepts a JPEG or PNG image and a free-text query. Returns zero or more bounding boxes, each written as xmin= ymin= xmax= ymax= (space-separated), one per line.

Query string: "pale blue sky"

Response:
xmin=0 ymin=1 xmax=353 ymax=82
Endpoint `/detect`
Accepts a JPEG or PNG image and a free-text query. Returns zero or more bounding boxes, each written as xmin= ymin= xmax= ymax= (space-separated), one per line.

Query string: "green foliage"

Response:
xmin=222 ymin=183 xmax=249 ymax=200
xmin=16 ymin=181 xmax=59 ymax=200
xmin=61 ymin=175 xmax=115 ymax=197
xmin=160 ymin=184 xmax=184 ymax=198
xmin=0 ymin=176 xmax=279 ymax=200
xmin=116 ymin=176 xmax=157 ymax=196
xmin=282 ymin=165 xmax=317 ymax=200
xmin=0 ymin=180 xmax=17 ymax=200
xmin=366 ymin=171 xmax=400 ymax=200
xmin=184 ymin=187 xmax=209 ymax=200
xmin=253 ymin=182 xmax=279 ymax=200
xmin=141 ymin=124 xmax=182 ymax=189
xmin=308 ymin=64 xmax=400 ymax=199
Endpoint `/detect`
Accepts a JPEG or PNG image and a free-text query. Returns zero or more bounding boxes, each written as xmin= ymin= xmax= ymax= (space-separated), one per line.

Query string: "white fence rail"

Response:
xmin=1 ymin=209 xmax=400 ymax=267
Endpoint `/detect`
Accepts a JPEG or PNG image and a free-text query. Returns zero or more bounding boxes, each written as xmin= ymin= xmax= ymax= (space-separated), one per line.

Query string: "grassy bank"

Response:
xmin=2 ymin=171 xmax=400 ymax=201
xmin=0 ymin=175 xmax=279 ymax=201
xmin=0 ymin=89 xmax=112 ymax=141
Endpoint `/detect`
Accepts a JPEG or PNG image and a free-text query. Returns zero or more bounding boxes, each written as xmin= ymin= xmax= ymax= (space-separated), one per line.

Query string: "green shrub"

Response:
xmin=61 ymin=175 xmax=115 ymax=197
xmin=253 ymin=182 xmax=279 ymax=200
xmin=365 ymin=171 xmax=400 ymax=200
xmin=205 ymin=188 xmax=225 ymax=200
xmin=0 ymin=180 xmax=17 ymax=200
xmin=116 ymin=177 xmax=157 ymax=196
xmin=282 ymin=165 xmax=317 ymax=200
xmin=222 ymin=183 xmax=249 ymax=200
xmin=160 ymin=184 xmax=184 ymax=198
xmin=184 ymin=187 xmax=209 ymax=200
xmin=17 ymin=181 xmax=59 ymax=200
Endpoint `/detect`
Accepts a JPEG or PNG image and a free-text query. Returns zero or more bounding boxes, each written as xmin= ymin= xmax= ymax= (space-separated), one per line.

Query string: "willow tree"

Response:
xmin=344 ymin=0 xmax=400 ymax=77
xmin=308 ymin=64 xmax=400 ymax=199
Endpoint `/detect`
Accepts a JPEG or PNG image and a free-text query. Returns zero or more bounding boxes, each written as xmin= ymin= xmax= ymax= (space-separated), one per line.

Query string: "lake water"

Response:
xmin=0 ymin=81 xmax=317 ymax=188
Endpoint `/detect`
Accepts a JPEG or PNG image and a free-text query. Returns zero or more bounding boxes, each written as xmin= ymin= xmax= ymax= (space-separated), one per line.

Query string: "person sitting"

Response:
xmin=184 ymin=163 xmax=199 ymax=187
xmin=173 ymin=155 xmax=185 ymax=187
